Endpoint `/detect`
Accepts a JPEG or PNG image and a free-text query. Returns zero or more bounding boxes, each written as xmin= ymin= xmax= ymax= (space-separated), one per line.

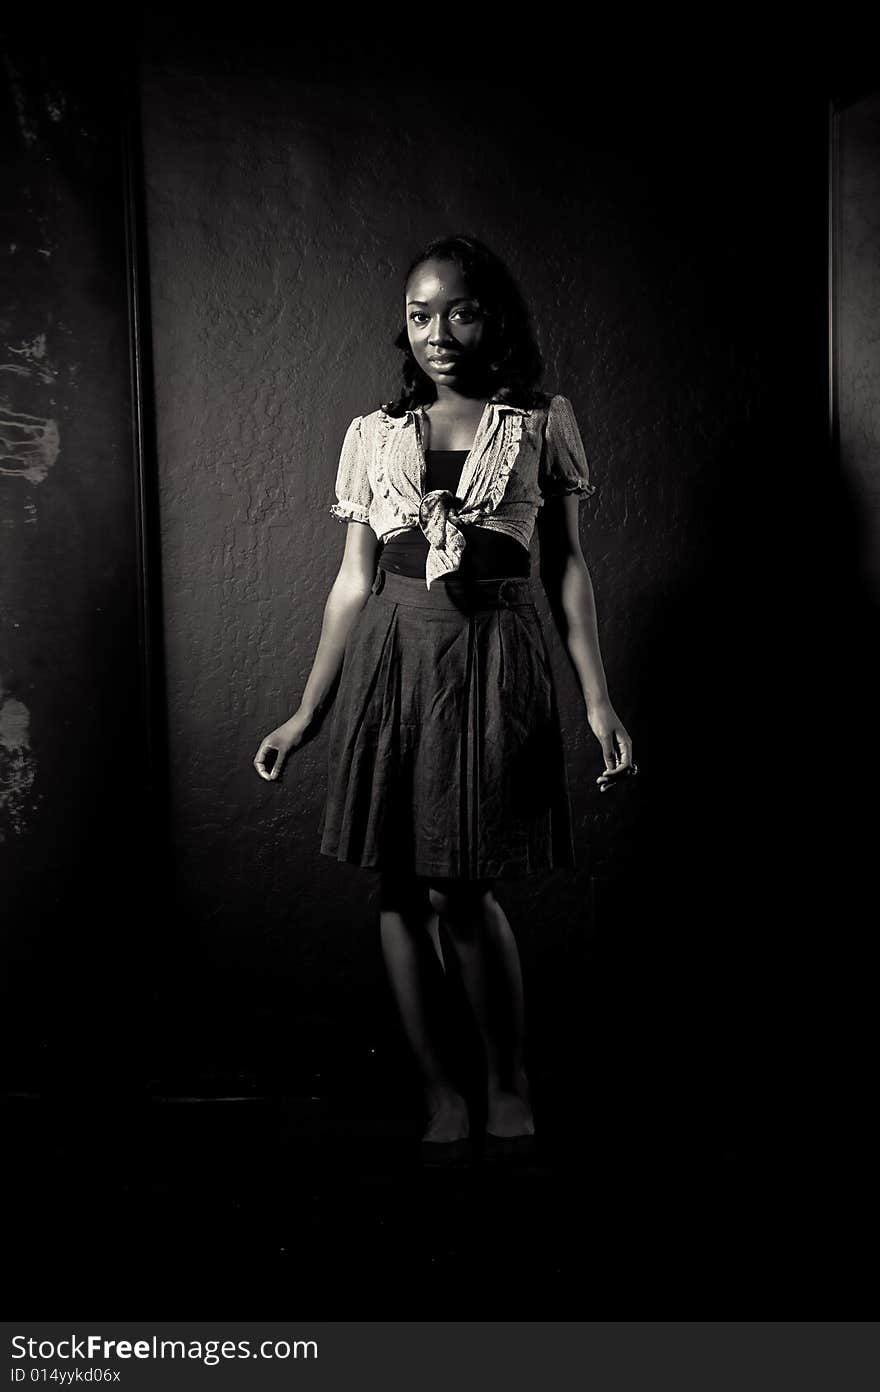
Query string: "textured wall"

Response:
xmin=138 ymin=41 xmax=831 ymax=1116
xmin=0 ymin=48 xmax=145 ymax=1088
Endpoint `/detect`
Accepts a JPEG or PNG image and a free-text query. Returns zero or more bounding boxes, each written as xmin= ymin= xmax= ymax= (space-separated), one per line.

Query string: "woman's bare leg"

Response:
xmin=480 ymin=889 xmax=532 ymax=1114
xmin=379 ymin=873 xmax=469 ymax=1143
xmin=428 ymin=880 xmax=534 ymax=1137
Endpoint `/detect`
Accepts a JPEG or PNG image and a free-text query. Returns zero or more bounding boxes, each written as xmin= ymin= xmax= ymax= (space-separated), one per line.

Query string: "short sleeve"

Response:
xmin=538 ymin=395 xmax=597 ymax=501
xmin=329 ymin=416 xmax=373 ymax=525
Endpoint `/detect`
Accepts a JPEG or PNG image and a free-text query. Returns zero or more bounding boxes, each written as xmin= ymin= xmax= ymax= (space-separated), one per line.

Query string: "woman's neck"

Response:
xmin=428 ymin=382 xmax=491 ymax=409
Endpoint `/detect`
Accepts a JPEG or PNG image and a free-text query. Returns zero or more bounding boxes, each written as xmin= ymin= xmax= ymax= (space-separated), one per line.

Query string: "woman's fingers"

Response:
xmin=253 ymin=725 xmax=302 ymax=781
xmin=597 ymin=768 xmax=626 ymax=788
xmin=612 ymin=730 xmax=633 ymax=771
xmin=253 ymin=740 xmax=272 ymax=780
xmin=254 ymin=737 xmax=283 ymax=781
xmin=599 ymin=732 xmax=617 ymax=772
xmin=596 ymin=727 xmax=636 ymax=790
xmin=588 ymin=709 xmax=638 ymax=791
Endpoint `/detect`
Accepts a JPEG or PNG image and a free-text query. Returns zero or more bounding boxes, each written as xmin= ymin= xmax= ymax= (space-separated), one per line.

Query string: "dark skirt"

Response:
xmin=317 ymin=568 xmax=577 ymax=880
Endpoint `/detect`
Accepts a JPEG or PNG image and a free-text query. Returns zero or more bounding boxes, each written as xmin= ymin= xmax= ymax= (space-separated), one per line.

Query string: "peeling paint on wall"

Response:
xmin=1 ymin=54 xmax=38 ymax=147
xmin=1 ymin=332 xmax=57 ymax=385
xmin=0 ymin=45 xmax=156 ymax=1095
xmin=0 ymin=409 xmax=60 ymax=483
xmin=0 ymin=677 xmax=37 ymax=841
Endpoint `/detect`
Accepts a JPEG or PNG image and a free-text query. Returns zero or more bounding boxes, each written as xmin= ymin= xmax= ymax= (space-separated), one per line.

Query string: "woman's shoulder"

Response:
xmin=336 ymin=406 xmax=411 ymax=463
xmin=521 ymin=393 xmax=568 ymax=432
xmin=501 ymin=390 xmax=570 ymax=424
xmin=543 ymin=392 xmax=574 ymax=413
xmin=348 ymin=405 xmax=420 ymax=452
xmin=541 ymin=394 xmax=584 ymax=430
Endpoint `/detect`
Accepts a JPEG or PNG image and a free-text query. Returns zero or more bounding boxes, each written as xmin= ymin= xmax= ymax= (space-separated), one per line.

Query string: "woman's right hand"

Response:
xmin=253 ymin=710 xmax=313 ymax=782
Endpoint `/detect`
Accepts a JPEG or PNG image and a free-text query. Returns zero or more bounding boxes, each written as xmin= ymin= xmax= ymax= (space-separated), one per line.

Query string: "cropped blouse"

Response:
xmin=379 ymin=450 xmax=532 ymax=580
xmin=329 ymin=394 xmax=597 ymax=589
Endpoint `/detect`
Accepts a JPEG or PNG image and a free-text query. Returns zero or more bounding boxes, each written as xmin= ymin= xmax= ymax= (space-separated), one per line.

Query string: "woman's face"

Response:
xmin=405 ymin=257 xmax=487 ymax=391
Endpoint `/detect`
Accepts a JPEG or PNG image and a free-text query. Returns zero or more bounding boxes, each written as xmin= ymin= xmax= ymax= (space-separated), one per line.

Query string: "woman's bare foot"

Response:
xmin=487 ymin=1088 xmax=535 ymax=1138
xmin=422 ymin=1087 xmax=469 ymax=1143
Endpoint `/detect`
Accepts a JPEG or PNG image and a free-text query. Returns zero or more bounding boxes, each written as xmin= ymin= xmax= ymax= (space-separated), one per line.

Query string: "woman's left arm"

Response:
xmin=537 ymin=494 xmax=635 ymax=791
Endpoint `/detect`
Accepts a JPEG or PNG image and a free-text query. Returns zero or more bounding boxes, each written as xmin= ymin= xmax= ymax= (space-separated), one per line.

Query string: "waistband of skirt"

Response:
xmin=370 ymin=568 xmax=535 ymax=610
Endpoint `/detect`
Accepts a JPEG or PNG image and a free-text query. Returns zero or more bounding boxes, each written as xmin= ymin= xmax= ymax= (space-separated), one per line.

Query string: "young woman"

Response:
xmin=254 ymin=235 xmax=635 ymax=1165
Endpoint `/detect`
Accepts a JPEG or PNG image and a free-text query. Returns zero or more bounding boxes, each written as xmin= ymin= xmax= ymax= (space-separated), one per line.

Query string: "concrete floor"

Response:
xmin=4 ymin=1078 xmax=852 ymax=1317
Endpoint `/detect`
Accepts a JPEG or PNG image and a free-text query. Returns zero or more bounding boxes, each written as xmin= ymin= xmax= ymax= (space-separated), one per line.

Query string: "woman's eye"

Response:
xmin=452 ymin=309 xmax=478 ymax=323
xmin=409 ymin=312 xmax=429 ymax=324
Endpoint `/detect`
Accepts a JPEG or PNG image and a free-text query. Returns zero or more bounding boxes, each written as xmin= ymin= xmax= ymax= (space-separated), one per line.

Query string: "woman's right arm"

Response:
xmin=253 ymin=521 xmax=380 ymax=781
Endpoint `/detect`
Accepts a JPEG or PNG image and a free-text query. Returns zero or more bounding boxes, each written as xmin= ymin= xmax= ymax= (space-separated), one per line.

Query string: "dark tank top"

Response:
xmin=378 ymin=450 xmax=531 ymax=580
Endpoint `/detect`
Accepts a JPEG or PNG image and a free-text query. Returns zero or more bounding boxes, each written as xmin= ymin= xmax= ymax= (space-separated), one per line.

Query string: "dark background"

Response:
xmin=1 ymin=21 xmax=873 ymax=1316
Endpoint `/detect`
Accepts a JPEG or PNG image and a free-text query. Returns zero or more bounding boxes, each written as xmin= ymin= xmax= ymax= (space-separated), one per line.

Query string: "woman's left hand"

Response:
xmin=586 ymin=699 xmax=637 ymax=792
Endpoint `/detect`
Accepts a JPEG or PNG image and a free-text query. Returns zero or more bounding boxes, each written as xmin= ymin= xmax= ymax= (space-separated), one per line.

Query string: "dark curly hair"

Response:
xmin=380 ymin=235 xmax=549 ymax=416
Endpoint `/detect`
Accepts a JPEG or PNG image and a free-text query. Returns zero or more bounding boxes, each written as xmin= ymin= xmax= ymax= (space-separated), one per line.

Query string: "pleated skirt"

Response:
xmin=317 ymin=568 xmax=577 ymax=880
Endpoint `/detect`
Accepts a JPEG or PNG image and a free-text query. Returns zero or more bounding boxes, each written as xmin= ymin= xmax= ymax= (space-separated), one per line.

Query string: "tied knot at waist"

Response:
xmin=418 ymin=489 xmax=486 ymax=587
xmin=418 ymin=488 xmax=484 ymax=544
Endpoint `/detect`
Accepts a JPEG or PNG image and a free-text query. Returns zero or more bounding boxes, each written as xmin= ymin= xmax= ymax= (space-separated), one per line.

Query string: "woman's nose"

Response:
xmin=428 ymin=318 xmax=454 ymax=345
